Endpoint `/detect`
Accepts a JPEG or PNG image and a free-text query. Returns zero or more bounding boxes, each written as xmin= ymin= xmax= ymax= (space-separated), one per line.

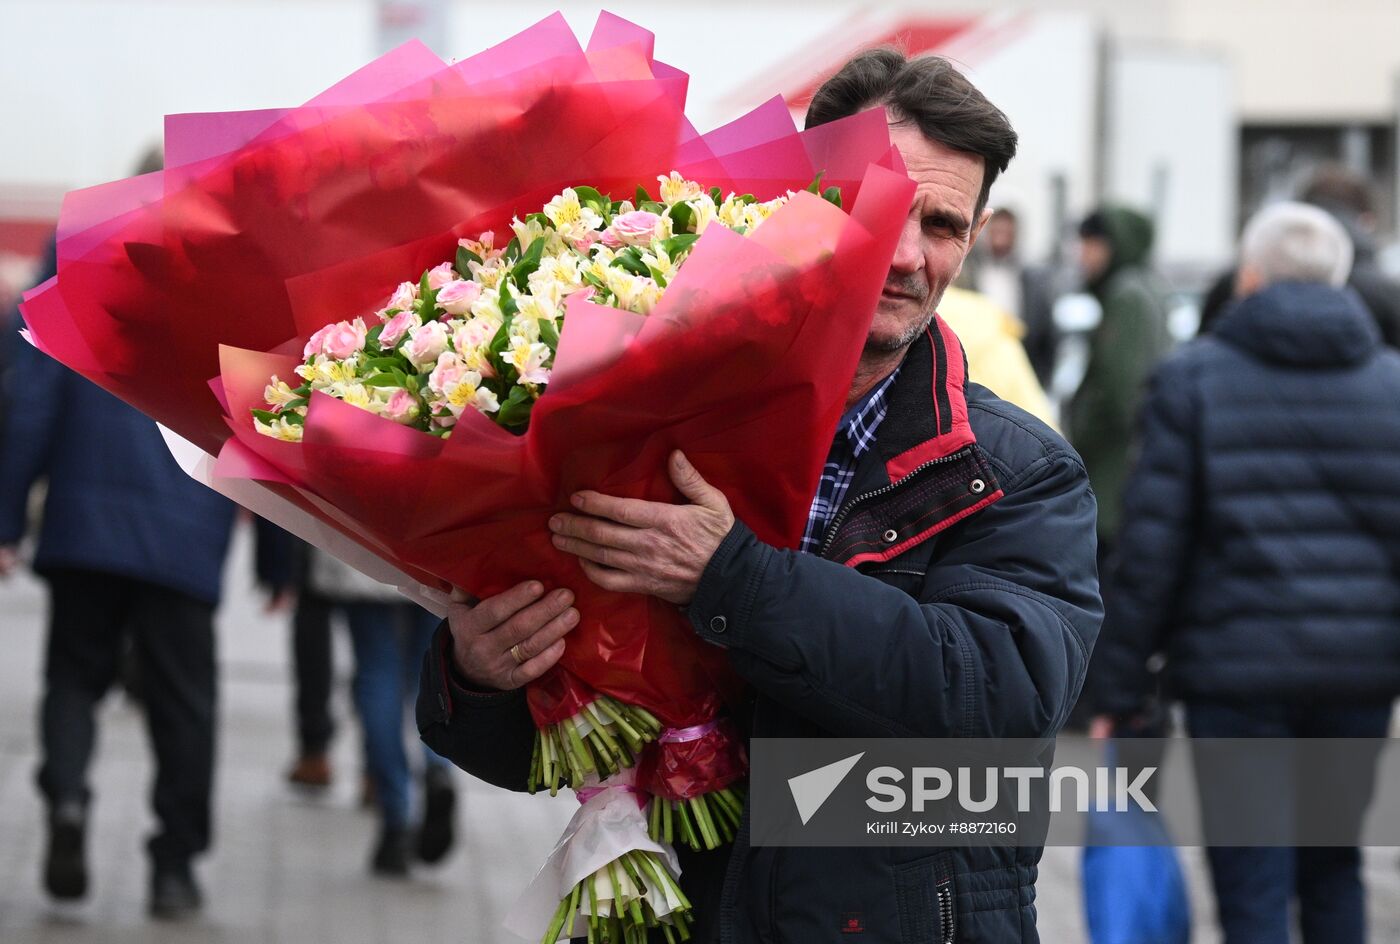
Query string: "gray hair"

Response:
xmin=1240 ymin=201 xmax=1354 ymax=288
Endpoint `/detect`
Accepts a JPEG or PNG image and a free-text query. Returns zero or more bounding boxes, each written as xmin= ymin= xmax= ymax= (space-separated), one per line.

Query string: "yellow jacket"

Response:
xmin=938 ymin=286 xmax=1057 ymax=430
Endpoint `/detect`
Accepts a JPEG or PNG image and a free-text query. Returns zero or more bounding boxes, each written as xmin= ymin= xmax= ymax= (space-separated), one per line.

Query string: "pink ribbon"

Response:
xmin=658 ymin=720 xmax=721 ymax=744
xmin=576 ymin=784 xmax=645 ymax=806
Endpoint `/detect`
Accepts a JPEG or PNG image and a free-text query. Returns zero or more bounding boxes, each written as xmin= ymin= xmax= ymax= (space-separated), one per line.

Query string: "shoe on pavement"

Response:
xmin=286 ymin=753 xmax=332 ymax=789
xmin=416 ymin=766 xmax=456 ymax=865
xmin=371 ymin=825 xmax=410 ymax=878
xmin=149 ymin=863 xmax=203 ymax=920
xmin=44 ymin=800 xmax=88 ymax=900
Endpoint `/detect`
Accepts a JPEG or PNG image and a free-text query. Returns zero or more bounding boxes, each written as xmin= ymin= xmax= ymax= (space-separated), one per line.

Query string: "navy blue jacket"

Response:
xmin=418 ymin=325 xmax=1102 ymax=942
xmin=1094 ymin=281 xmax=1400 ymax=715
xmin=0 ymin=333 xmax=236 ymax=605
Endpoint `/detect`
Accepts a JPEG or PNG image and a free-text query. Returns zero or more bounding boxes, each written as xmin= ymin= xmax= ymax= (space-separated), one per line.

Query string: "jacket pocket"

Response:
xmin=894 ymin=852 xmax=956 ymax=943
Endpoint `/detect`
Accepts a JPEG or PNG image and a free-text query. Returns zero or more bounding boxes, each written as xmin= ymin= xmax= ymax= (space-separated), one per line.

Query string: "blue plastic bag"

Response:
xmin=1081 ymin=778 xmax=1190 ymax=943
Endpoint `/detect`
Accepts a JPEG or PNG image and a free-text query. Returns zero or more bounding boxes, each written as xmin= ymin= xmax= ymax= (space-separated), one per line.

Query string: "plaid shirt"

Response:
xmin=799 ymin=368 xmax=901 ymax=555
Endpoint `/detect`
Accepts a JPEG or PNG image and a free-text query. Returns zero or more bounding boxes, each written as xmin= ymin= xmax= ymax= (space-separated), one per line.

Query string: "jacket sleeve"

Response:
xmin=0 ymin=339 xmax=67 ymax=544
xmin=416 ymin=622 xmax=537 ymax=792
xmin=686 ymin=447 xmax=1101 ymax=739
xmin=1090 ymin=359 xmax=1199 ymax=716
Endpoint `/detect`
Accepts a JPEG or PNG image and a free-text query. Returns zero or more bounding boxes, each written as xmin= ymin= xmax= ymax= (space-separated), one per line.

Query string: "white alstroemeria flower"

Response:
xmin=641 ymin=247 xmax=676 ymax=283
xmin=543 ymin=188 xmax=604 ymax=235
xmin=469 ymin=291 xmax=505 ymax=327
xmin=603 ymin=268 xmax=661 ymax=314
xmin=468 ymin=258 xmax=507 ymax=290
xmin=689 ymin=193 xmax=718 ymax=234
xmin=296 ymin=356 xmax=358 ymax=389
xmin=516 ymin=291 xmax=562 ymax=323
xmin=255 ymin=415 xmax=304 ymax=442
xmin=657 ymin=171 xmax=703 ymax=206
xmin=263 ymin=377 xmax=300 ymax=409
xmin=507 ymin=336 xmax=553 ymax=385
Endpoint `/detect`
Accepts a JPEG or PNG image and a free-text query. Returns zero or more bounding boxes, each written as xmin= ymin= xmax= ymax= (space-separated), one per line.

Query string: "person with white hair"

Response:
xmin=1090 ymin=200 xmax=1400 ymax=943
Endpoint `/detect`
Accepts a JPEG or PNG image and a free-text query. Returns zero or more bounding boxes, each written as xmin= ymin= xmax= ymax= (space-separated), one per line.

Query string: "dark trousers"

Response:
xmin=37 ymin=568 xmax=217 ymax=868
xmin=1186 ymin=700 xmax=1393 ymax=944
xmin=292 ymin=589 xmax=335 ymax=756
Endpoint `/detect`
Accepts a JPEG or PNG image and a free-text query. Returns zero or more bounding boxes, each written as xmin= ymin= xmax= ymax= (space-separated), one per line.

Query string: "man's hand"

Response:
xmin=548 ymin=450 xmax=734 ymax=606
xmin=0 ymin=545 xmax=19 ymax=578
xmin=447 ymin=580 xmax=579 ymax=691
xmin=264 ymin=588 xmax=297 ymax=615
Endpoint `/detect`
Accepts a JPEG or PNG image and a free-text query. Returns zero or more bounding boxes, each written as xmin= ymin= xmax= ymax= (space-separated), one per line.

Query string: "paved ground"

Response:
xmin=1 ymin=519 xmax=1397 ymax=943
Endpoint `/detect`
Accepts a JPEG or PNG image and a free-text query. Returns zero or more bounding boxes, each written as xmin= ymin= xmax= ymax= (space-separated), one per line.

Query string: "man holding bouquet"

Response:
xmin=420 ymin=50 xmax=1101 ymax=943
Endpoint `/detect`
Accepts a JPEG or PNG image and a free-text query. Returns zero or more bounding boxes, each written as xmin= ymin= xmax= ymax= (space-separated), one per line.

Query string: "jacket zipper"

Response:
xmin=937 ymin=877 xmax=956 ymax=943
xmin=818 ymin=447 xmax=974 ymax=559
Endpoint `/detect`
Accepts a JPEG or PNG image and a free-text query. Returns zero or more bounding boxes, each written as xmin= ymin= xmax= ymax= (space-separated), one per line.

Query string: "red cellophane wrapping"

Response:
xmin=20 ymin=14 xmax=914 ymax=792
xmin=636 ymin=720 xmax=749 ymax=802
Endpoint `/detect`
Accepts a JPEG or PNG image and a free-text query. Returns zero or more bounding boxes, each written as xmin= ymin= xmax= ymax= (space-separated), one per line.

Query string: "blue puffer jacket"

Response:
xmin=0 ymin=335 xmax=236 ymax=605
xmin=1094 ymin=280 xmax=1400 ymax=714
xmin=419 ymin=321 xmax=1102 ymax=943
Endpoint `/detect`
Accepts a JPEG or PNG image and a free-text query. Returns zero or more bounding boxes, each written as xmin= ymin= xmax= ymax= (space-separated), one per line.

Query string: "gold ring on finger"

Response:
xmin=510 ymin=643 xmax=527 ymax=665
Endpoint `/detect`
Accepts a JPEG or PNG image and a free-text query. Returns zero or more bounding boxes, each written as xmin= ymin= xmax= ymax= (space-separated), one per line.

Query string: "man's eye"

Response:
xmin=922 ymin=217 xmax=958 ymax=236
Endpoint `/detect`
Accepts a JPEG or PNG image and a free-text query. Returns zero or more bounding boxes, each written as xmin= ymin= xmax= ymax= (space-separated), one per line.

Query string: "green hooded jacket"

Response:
xmin=1068 ymin=205 xmax=1173 ymax=540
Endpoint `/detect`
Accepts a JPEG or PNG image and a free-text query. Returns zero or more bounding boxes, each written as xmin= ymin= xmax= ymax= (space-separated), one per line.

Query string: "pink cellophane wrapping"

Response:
xmin=20 ymin=13 xmax=914 ymax=739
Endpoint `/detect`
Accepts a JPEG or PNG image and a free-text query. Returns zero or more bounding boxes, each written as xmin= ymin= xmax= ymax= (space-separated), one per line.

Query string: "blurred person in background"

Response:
xmin=1197 ymin=165 xmax=1400 ymax=343
xmin=1092 ymin=202 xmax=1400 ymax=944
xmin=306 ymin=548 xmax=457 ymax=877
xmin=0 ymin=237 xmax=236 ymax=919
xmin=1068 ymin=204 xmax=1173 ymax=550
xmin=962 ymin=206 xmax=1059 ymax=384
xmin=937 ymin=284 xmax=1057 ymax=429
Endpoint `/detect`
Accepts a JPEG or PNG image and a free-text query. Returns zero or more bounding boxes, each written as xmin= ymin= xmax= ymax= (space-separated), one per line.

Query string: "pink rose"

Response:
xmin=452 ymin=319 xmax=494 ymax=354
xmin=381 ymin=388 xmax=419 ymax=425
xmin=428 ymin=351 xmax=470 ymax=395
xmin=571 ymin=230 xmax=600 ymax=252
xmin=437 ymin=280 xmax=482 ymax=316
xmin=379 ymin=309 xmax=420 ymax=350
xmin=427 ymin=262 xmax=458 ymax=291
xmin=606 ymin=210 xmax=663 ymax=247
xmin=384 ymin=280 xmax=418 ymax=313
xmin=403 ymin=321 xmax=450 ymax=369
xmin=304 ymin=318 xmax=367 ymax=360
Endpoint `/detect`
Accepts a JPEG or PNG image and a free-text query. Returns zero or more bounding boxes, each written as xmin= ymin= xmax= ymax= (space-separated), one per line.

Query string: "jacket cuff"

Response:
xmin=687 ymin=519 xmax=773 ymax=650
xmin=423 ymin=623 xmax=526 ymax=725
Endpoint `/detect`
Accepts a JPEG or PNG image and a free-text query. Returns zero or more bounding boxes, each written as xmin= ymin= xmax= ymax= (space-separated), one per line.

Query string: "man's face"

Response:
xmin=1079 ymin=236 xmax=1112 ymax=283
xmin=871 ymin=121 xmax=989 ymax=354
xmin=986 ymin=215 xmax=1017 ymax=259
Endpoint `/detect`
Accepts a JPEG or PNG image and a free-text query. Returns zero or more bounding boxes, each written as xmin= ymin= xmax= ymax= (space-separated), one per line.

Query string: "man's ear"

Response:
xmin=1234 ymin=264 xmax=1264 ymax=299
xmin=968 ymin=207 xmax=994 ymax=250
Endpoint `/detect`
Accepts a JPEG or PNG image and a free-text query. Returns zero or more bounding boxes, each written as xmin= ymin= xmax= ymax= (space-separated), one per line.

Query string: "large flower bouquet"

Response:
xmin=19 ymin=13 xmax=913 ymax=942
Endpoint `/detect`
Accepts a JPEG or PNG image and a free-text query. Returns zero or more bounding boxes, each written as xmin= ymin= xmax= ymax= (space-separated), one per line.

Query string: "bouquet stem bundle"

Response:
xmin=648 ymin=786 xmax=745 ymax=851
xmin=530 ymin=696 xmax=663 ymax=795
xmin=541 ymin=849 xmax=693 ymax=944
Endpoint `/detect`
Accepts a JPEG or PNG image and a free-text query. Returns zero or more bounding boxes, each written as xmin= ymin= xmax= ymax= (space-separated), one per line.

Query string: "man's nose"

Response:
xmin=889 ymin=218 xmax=923 ymax=274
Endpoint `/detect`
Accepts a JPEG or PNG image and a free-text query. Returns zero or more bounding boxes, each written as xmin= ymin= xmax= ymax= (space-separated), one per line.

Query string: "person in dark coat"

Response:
xmin=1092 ymin=202 xmax=1400 ymax=943
xmin=0 ymin=243 xmax=237 ymax=919
xmin=417 ymin=51 xmax=1102 ymax=943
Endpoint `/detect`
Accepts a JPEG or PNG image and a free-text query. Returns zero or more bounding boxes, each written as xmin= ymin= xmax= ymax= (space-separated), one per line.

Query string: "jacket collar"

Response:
xmin=877 ymin=316 xmax=980 ymax=482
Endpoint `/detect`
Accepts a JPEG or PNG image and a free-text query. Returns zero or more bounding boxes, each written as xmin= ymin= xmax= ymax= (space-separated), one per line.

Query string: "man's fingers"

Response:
xmin=578 ymin=558 xmax=645 ymax=594
xmin=492 ymin=588 xmax=577 ymax=648
xmin=570 ymin=490 xmax=665 ymax=528
xmin=465 ymin=580 xmax=545 ymax=634
xmin=508 ymin=639 xmax=567 ymax=688
xmin=667 ymin=450 xmax=725 ymax=510
xmin=508 ymin=605 xmax=580 ymax=663
xmin=548 ymin=512 xmax=648 ymax=552
xmin=551 ymin=533 xmax=643 ymax=572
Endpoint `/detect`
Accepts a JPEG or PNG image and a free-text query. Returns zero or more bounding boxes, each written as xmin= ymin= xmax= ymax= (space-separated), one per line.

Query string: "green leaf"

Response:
xmin=365 ymin=323 xmax=385 ymax=346
xmin=503 ymin=236 xmax=521 ymax=262
xmin=708 ymin=186 xmax=722 ymax=204
xmin=512 ymin=236 xmax=547 ymax=293
xmin=666 ymin=200 xmax=694 ymax=234
xmin=610 ymin=250 xmax=650 ymax=278
xmin=634 ymin=184 xmax=651 ymax=206
xmin=572 ymin=185 xmax=607 ymax=213
xmin=498 ymin=280 xmax=519 ymax=319
xmin=822 ymin=186 xmax=843 ymax=209
xmin=539 ymin=319 xmax=560 ymax=348
xmin=737 ymin=193 xmax=755 ymax=205
xmin=284 ymin=398 xmax=309 ymax=411
xmin=456 ymin=245 xmax=483 ymax=274
xmin=419 ymin=269 xmax=432 ymax=298
xmin=362 ymin=356 xmax=402 ymax=372
xmin=582 ymin=269 xmax=607 ymax=291
xmin=659 ymin=234 xmax=700 ymax=258
xmin=488 ymin=317 xmax=512 ymax=357
xmin=252 ymin=409 xmax=281 ymax=425
xmin=364 ymin=374 xmax=406 ymax=388
xmin=496 ymin=387 xmax=535 ymax=429
xmin=293 ymin=384 xmax=311 ymax=397
xmin=647 ymin=265 xmax=668 ymax=288
xmin=806 ymin=171 xmax=825 ymax=194
xmin=639 ymin=201 xmax=666 ymax=215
